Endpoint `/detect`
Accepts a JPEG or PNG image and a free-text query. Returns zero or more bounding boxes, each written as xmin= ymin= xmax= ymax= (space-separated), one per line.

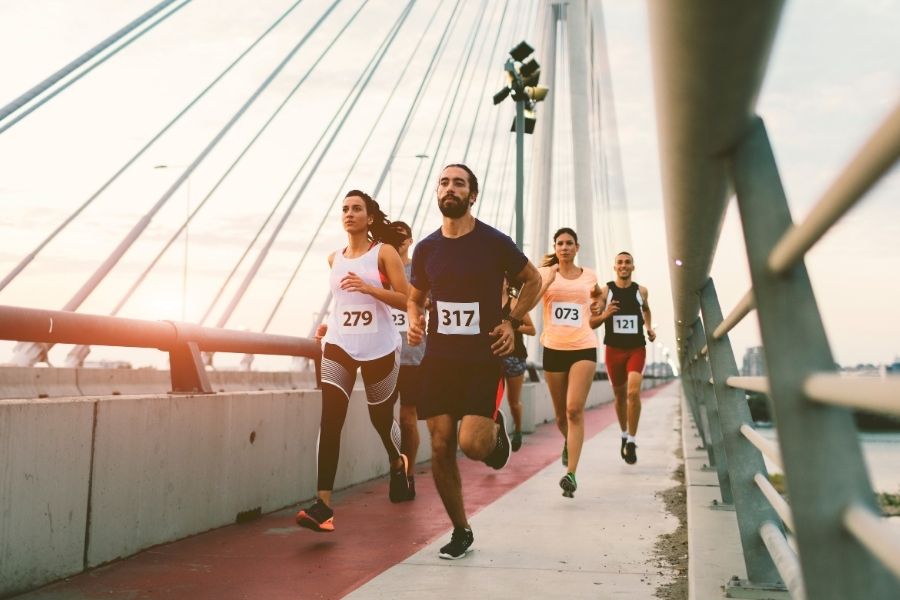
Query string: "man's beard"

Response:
xmin=438 ymin=194 xmax=469 ymax=218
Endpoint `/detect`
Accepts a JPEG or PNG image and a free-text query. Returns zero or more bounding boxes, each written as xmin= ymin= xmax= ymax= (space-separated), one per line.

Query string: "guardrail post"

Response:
xmin=688 ymin=318 xmax=733 ymax=507
xmin=730 ymin=117 xmax=898 ymax=598
xmin=680 ymin=329 xmax=709 ymax=450
xmin=168 ymin=341 xmax=213 ymax=394
xmin=700 ymin=277 xmax=785 ymax=593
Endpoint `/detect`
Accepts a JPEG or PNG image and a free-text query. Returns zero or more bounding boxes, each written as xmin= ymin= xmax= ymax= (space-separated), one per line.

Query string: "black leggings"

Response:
xmin=317 ymin=343 xmax=401 ymax=491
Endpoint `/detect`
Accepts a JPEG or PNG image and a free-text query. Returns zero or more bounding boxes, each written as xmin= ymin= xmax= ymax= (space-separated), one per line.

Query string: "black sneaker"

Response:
xmin=295 ymin=498 xmax=334 ymax=532
xmin=407 ymin=475 xmax=416 ymax=500
xmin=624 ymin=441 xmax=637 ymax=465
xmin=511 ymin=431 xmax=523 ymax=452
xmin=560 ymin=472 xmax=577 ymax=498
xmin=484 ymin=411 xmax=511 ymax=470
xmin=621 ymin=437 xmax=628 ymax=461
xmin=439 ymin=527 xmax=474 ymax=559
xmin=389 ymin=454 xmax=411 ymax=503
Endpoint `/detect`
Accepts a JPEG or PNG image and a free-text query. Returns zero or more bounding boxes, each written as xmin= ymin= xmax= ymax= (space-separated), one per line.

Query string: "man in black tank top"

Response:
xmin=593 ymin=252 xmax=655 ymax=465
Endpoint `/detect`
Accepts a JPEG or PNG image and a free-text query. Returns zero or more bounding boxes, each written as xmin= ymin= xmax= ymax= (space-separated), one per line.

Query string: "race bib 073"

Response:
xmin=391 ymin=309 xmax=408 ymax=332
xmin=436 ymin=301 xmax=480 ymax=335
xmin=339 ymin=304 xmax=378 ymax=334
xmin=550 ymin=302 xmax=582 ymax=327
xmin=612 ymin=315 xmax=638 ymax=335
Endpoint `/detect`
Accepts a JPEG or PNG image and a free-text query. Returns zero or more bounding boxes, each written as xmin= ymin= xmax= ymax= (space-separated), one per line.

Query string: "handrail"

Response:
xmin=759 ymin=521 xmax=807 ymax=600
xmin=712 ymin=290 xmax=755 ymax=340
xmin=768 ymin=101 xmax=900 ymax=276
xmin=754 ymin=472 xmax=794 ymax=531
xmin=843 ymin=503 xmax=900 ymax=582
xmin=740 ymin=424 xmax=783 ymax=470
xmin=727 ymin=376 xmax=769 ymax=394
xmin=804 ymin=373 xmax=900 ymax=418
xmin=0 ymin=304 xmax=319 ymax=393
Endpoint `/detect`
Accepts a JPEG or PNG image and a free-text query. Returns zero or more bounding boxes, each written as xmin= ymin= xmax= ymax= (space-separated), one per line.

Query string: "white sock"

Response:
xmin=627 ymin=435 xmax=636 ymax=444
xmin=621 ymin=431 xmax=628 ymax=439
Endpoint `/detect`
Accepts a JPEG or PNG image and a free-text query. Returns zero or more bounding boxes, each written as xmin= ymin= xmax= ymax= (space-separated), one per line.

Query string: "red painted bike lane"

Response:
xmin=21 ymin=388 xmax=665 ymax=600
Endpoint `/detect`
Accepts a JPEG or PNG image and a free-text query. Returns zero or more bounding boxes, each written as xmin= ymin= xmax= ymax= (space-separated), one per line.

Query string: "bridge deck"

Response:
xmin=15 ymin=384 xmax=683 ymax=600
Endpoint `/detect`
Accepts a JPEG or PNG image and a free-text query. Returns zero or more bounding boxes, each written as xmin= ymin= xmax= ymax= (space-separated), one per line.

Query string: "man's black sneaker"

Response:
xmin=624 ymin=441 xmax=637 ymax=465
xmin=511 ymin=431 xmax=523 ymax=452
xmin=407 ymin=475 xmax=416 ymax=500
xmin=560 ymin=472 xmax=577 ymax=498
xmin=484 ymin=411 xmax=511 ymax=470
xmin=438 ymin=527 xmax=474 ymax=559
xmin=295 ymin=498 xmax=334 ymax=532
xmin=621 ymin=437 xmax=628 ymax=461
xmin=389 ymin=454 xmax=411 ymax=502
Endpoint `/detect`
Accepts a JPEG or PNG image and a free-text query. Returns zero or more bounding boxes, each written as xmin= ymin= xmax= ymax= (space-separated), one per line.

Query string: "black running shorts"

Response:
xmin=542 ymin=347 xmax=597 ymax=373
xmin=418 ymin=355 xmax=504 ymax=420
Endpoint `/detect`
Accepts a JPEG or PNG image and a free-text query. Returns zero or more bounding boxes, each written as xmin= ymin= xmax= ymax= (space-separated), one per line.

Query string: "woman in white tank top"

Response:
xmin=295 ymin=190 xmax=413 ymax=534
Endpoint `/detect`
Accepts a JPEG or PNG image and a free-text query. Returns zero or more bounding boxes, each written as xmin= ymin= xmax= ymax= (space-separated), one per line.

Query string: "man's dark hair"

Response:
xmin=616 ymin=251 xmax=633 ymax=259
xmin=442 ymin=163 xmax=479 ymax=196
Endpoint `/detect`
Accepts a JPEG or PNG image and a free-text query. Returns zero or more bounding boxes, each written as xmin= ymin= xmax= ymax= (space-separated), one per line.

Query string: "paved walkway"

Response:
xmin=16 ymin=382 xmax=682 ymax=600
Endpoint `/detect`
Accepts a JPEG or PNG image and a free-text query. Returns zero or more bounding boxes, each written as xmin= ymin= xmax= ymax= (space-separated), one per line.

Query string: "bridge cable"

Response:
xmin=0 ymin=0 xmax=185 ymax=130
xmin=9 ymin=0 xmax=344 ymax=365
xmin=104 ymin=1 xmax=369 ymax=322
xmin=305 ymin=0 xmax=467 ymax=337
xmin=259 ymin=0 xmax=450 ymax=336
xmin=0 ymin=0 xmax=305 ymax=294
xmin=394 ymin=0 xmax=475 ymax=224
xmin=473 ymin=3 xmax=525 ymax=220
xmin=370 ymin=0 xmax=465 ymax=199
xmin=461 ymin=1 xmax=511 ymax=162
xmin=195 ymin=1 xmax=404 ymax=329
xmin=410 ymin=2 xmax=493 ymax=237
xmin=210 ymin=1 xmax=415 ymax=331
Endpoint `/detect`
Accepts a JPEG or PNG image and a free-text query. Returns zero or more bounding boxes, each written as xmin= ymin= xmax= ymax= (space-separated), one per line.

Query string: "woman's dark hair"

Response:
xmin=345 ymin=190 xmax=406 ymax=249
xmin=541 ymin=227 xmax=579 ymax=267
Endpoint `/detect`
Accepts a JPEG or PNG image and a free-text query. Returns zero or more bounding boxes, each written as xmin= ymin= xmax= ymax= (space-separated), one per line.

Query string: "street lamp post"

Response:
xmin=492 ymin=41 xmax=549 ymax=249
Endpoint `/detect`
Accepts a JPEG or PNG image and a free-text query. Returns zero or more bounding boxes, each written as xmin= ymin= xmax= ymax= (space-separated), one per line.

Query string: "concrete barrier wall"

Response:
xmin=0 ymin=375 xmax=667 ymax=596
xmin=0 ymin=366 xmax=82 ymax=399
xmin=0 ymin=398 xmax=95 ymax=597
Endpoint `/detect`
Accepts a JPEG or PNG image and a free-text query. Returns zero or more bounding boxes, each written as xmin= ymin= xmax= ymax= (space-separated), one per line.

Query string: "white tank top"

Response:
xmin=323 ymin=243 xmax=401 ymax=361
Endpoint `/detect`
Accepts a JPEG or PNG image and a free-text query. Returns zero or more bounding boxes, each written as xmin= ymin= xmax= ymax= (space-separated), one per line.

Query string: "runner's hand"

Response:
xmin=647 ymin=327 xmax=656 ymax=342
xmin=408 ymin=314 xmax=426 ymax=346
xmin=599 ymin=299 xmax=620 ymax=318
xmin=340 ymin=271 xmax=371 ymax=294
xmin=315 ymin=324 xmax=327 ymax=342
xmin=489 ymin=321 xmax=515 ymax=357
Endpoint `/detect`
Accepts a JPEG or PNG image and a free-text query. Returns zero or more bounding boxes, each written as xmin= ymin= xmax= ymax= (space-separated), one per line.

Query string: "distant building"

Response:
xmin=742 ymin=346 xmax=766 ymax=376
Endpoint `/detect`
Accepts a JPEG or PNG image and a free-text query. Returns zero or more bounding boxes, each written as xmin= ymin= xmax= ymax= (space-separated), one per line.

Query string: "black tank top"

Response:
xmin=502 ymin=300 xmax=528 ymax=359
xmin=603 ymin=281 xmax=646 ymax=348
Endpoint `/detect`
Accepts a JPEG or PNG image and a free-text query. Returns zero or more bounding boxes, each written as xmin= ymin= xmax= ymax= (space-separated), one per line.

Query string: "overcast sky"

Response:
xmin=0 ymin=0 xmax=898 ymax=370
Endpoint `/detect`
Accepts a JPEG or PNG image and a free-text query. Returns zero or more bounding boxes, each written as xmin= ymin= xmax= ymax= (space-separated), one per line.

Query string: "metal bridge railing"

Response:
xmin=650 ymin=1 xmax=900 ymax=597
xmin=0 ymin=304 xmax=320 ymax=394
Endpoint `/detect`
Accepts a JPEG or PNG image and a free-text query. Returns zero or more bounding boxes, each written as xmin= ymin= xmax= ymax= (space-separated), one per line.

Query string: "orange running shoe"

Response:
xmin=295 ymin=498 xmax=334 ymax=532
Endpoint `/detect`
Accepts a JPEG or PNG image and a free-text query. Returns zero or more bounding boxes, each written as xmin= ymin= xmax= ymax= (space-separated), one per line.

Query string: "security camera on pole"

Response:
xmin=492 ymin=41 xmax=549 ymax=249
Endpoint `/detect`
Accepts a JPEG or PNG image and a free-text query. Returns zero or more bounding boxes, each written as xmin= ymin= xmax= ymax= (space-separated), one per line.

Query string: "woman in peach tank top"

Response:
xmin=536 ymin=228 xmax=617 ymax=498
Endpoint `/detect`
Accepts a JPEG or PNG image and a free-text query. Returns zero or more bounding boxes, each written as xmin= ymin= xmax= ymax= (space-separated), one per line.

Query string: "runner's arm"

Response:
xmin=640 ymin=286 xmax=656 ymax=341
xmin=407 ymin=285 xmax=427 ymax=346
xmin=511 ymin=261 xmax=543 ymax=317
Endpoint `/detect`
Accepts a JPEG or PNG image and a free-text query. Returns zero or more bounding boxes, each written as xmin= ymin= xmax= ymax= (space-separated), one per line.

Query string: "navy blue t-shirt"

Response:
xmin=411 ymin=219 xmax=529 ymax=362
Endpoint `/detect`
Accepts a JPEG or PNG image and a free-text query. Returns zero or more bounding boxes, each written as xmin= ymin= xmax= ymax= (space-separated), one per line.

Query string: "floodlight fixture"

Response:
xmin=519 ymin=58 xmax=540 ymax=86
xmin=493 ymin=86 xmax=511 ymax=105
xmin=509 ymin=41 xmax=534 ymax=62
xmin=509 ymin=109 xmax=536 ymax=134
